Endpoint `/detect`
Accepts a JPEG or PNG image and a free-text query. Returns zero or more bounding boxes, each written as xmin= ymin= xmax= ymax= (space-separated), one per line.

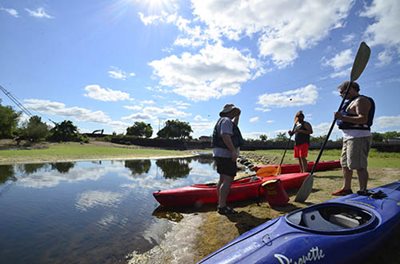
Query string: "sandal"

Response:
xmin=332 ymin=189 xmax=353 ymax=196
xmin=217 ymin=206 xmax=238 ymax=215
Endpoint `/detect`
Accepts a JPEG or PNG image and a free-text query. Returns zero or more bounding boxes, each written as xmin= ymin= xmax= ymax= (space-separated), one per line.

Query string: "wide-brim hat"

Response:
xmin=219 ymin=104 xmax=240 ymax=117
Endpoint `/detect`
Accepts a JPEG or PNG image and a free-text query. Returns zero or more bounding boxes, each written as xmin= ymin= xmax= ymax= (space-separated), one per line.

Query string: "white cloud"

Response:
xmin=249 ymin=116 xmax=259 ymax=123
xmin=23 ymin=99 xmax=112 ymax=123
xmin=361 ymin=0 xmax=400 ymax=54
xmin=149 ymin=44 xmax=260 ymax=101
xmin=0 ymin=7 xmax=19 ymax=17
xmin=376 ymin=50 xmax=393 ymax=67
xmin=374 ymin=115 xmax=400 ymax=131
xmin=108 ymin=66 xmax=135 ymax=80
xmin=257 ymin=84 xmax=318 ymax=111
xmin=121 ymin=105 xmax=190 ymax=122
xmin=324 ymin=49 xmax=353 ymax=70
xmin=192 ymin=0 xmax=353 ymax=67
xmin=25 ymin=7 xmax=53 ymax=19
xmin=342 ymin=34 xmax=356 ymax=44
xmin=84 ymin=84 xmax=132 ymax=102
xmin=194 ymin=115 xmax=208 ymax=122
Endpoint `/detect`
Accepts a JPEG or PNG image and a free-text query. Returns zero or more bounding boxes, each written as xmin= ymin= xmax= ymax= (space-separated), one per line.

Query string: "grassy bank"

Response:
xmin=242 ymin=148 xmax=400 ymax=168
xmin=0 ymin=142 xmax=196 ymax=165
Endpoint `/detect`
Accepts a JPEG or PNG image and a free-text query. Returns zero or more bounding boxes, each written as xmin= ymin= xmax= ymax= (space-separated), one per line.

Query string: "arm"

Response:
xmin=232 ymin=110 xmax=241 ymax=125
xmin=221 ymin=134 xmax=238 ymax=162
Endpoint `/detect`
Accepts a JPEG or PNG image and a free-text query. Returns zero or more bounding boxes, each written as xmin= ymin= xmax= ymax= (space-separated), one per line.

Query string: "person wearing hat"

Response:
xmin=288 ymin=111 xmax=313 ymax=173
xmin=212 ymin=103 xmax=244 ymax=215
xmin=332 ymin=81 xmax=375 ymax=196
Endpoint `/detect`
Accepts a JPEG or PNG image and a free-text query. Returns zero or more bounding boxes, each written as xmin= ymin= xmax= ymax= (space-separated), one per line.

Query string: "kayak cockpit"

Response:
xmin=286 ymin=202 xmax=377 ymax=234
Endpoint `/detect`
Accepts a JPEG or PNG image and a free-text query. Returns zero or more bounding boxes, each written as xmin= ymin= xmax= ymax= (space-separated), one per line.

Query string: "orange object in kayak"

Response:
xmin=153 ymin=172 xmax=308 ymax=207
xmin=254 ymin=160 xmax=340 ymax=176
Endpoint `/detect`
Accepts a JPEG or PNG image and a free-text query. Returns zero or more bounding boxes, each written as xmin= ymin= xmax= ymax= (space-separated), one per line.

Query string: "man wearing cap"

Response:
xmin=333 ymin=81 xmax=375 ymax=196
xmin=212 ymin=104 xmax=244 ymax=215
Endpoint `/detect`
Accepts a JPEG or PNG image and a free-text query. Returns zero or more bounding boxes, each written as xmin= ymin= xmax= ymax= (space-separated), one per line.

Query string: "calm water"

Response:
xmin=0 ymin=155 xmax=217 ymax=264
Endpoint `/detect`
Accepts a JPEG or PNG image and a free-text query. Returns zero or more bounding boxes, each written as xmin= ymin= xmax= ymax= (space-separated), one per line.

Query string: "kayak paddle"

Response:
xmin=295 ymin=42 xmax=371 ymax=202
xmin=277 ymin=116 xmax=299 ymax=175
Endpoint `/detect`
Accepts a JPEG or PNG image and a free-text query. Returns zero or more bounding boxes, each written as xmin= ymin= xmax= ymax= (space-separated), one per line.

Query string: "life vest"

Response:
xmin=336 ymin=95 xmax=375 ymax=130
xmin=212 ymin=118 xmax=244 ymax=148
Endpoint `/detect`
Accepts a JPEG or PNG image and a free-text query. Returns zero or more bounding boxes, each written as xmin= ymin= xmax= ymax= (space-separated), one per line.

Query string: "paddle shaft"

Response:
xmin=308 ymin=82 xmax=351 ymax=176
xmin=279 ymin=123 xmax=297 ymax=167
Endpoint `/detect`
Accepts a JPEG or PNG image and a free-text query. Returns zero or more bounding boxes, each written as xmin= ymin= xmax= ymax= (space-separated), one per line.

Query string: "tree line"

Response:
xmin=0 ymin=101 xmax=193 ymax=142
xmin=1 ymin=101 xmax=399 ymax=143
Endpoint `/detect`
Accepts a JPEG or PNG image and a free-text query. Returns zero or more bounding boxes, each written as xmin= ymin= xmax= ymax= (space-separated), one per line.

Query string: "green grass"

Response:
xmin=0 ymin=143 xmax=194 ymax=164
xmin=243 ymin=148 xmax=400 ymax=168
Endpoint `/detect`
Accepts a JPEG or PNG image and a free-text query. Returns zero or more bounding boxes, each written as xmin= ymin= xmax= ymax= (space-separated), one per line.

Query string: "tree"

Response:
xmin=382 ymin=131 xmax=400 ymax=140
xmin=274 ymin=132 xmax=288 ymax=142
xmin=126 ymin=121 xmax=153 ymax=138
xmin=372 ymin=132 xmax=384 ymax=142
xmin=157 ymin=119 xmax=193 ymax=139
xmin=259 ymin=134 xmax=268 ymax=141
xmin=48 ymin=120 xmax=79 ymax=142
xmin=20 ymin=116 xmax=49 ymax=142
xmin=0 ymin=101 xmax=21 ymax=138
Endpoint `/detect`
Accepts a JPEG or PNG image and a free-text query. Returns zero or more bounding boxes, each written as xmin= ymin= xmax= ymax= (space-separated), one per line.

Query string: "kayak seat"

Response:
xmin=302 ymin=211 xmax=344 ymax=231
xmin=329 ymin=214 xmax=360 ymax=228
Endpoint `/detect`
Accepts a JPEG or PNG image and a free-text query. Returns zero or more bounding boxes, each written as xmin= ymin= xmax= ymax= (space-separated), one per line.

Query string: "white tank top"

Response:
xmin=342 ymin=129 xmax=371 ymax=139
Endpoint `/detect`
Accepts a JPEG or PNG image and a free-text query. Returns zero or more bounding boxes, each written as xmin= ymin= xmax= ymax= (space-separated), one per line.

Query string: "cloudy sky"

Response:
xmin=1 ymin=0 xmax=399 ymax=139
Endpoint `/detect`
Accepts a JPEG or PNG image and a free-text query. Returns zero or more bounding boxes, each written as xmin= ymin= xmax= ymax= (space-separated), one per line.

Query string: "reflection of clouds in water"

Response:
xmin=142 ymin=219 xmax=173 ymax=245
xmin=121 ymin=162 xmax=218 ymax=193
xmin=76 ymin=190 xmax=124 ymax=211
xmin=96 ymin=213 xmax=129 ymax=230
xmin=127 ymin=214 xmax=202 ymax=264
xmin=17 ymin=165 xmax=125 ymax=188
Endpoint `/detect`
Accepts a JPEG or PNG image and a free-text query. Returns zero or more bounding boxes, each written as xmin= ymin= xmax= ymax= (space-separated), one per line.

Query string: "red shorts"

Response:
xmin=294 ymin=143 xmax=309 ymax=158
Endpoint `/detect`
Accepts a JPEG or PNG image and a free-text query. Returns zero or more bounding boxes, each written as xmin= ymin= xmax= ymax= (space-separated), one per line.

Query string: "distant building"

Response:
xmin=387 ymin=138 xmax=400 ymax=143
xmin=199 ymin=136 xmax=211 ymax=142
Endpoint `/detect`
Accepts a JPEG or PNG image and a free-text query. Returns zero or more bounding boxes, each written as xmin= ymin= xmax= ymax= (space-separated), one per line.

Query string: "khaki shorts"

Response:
xmin=341 ymin=136 xmax=372 ymax=170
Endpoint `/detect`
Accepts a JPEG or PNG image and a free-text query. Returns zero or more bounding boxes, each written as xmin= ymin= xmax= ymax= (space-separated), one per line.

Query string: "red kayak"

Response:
xmin=153 ymin=172 xmax=308 ymax=207
xmin=254 ymin=160 xmax=340 ymax=175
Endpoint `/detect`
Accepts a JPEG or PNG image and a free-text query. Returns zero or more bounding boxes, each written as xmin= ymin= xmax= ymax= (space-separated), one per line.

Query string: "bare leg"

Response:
xmin=217 ymin=175 xmax=223 ymax=200
xmin=356 ymin=168 xmax=369 ymax=191
xmin=342 ymin=167 xmax=353 ymax=190
xmin=218 ymin=174 xmax=234 ymax=208
xmin=300 ymin=157 xmax=308 ymax=172
xmin=297 ymin=158 xmax=303 ymax=172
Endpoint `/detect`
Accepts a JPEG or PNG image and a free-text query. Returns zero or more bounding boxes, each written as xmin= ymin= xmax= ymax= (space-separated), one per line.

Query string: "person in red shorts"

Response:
xmin=289 ymin=111 xmax=313 ymax=172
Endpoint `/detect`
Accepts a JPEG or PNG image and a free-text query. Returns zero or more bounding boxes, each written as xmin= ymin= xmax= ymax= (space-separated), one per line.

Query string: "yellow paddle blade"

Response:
xmin=256 ymin=165 xmax=280 ymax=177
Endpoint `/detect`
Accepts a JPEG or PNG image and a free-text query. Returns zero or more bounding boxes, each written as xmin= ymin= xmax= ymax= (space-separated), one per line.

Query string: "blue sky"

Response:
xmin=1 ymin=0 xmax=399 ymax=140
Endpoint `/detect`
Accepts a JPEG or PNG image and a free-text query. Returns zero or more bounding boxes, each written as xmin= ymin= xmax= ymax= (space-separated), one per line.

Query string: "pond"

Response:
xmin=0 ymin=155 xmax=217 ymax=264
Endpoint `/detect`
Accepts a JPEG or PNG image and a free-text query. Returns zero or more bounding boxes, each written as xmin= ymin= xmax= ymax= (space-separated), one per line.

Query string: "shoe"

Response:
xmin=332 ymin=189 xmax=353 ymax=196
xmin=217 ymin=206 xmax=238 ymax=215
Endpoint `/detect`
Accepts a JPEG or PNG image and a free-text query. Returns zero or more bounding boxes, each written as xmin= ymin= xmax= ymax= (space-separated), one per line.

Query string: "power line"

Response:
xmin=0 ymin=84 xmax=33 ymax=117
xmin=0 ymin=84 xmax=58 ymax=125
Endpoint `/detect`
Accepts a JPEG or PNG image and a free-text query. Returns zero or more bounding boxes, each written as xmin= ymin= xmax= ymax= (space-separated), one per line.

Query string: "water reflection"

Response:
xmin=156 ymin=158 xmax=192 ymax=179
xmin=125 ymin=160 xmax=151 ymax=176
xmin=0 ymin=156 xmax=218 ymax=264
xmin=0 ymin=165 xmax=16 ymax=184
xmin=51 ymin=162 xmax=75 ymax=174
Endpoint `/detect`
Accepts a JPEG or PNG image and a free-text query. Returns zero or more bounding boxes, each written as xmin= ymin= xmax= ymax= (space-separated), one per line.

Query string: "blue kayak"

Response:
xmin=199 ymin=181 xmax=400 ymax=264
